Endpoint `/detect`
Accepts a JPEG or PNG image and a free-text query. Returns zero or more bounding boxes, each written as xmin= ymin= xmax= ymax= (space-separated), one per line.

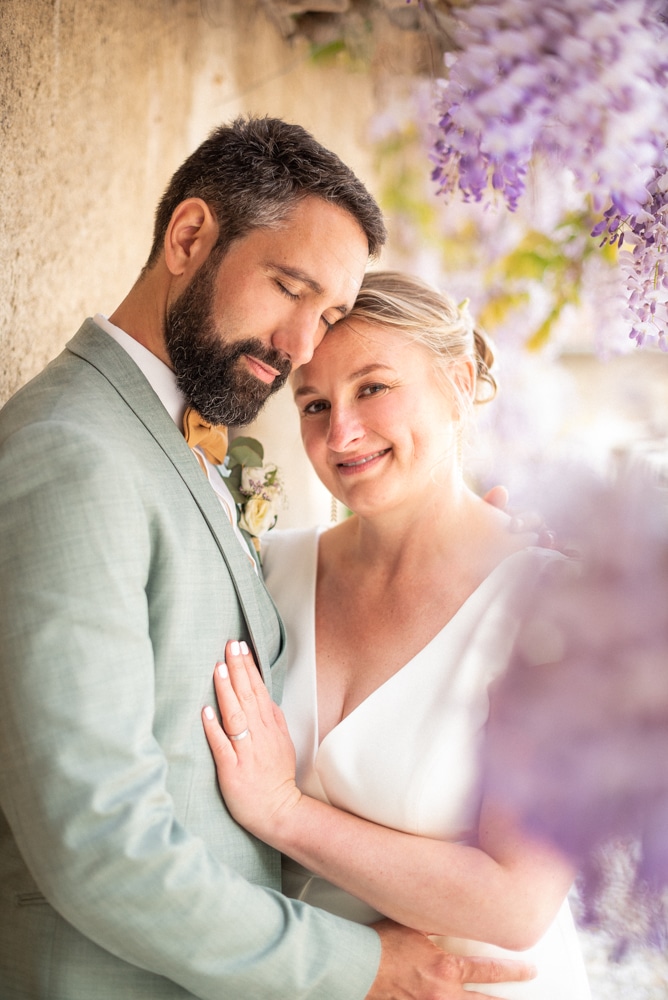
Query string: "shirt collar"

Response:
xmin=93 ymin=314 xmax=187 ymax=428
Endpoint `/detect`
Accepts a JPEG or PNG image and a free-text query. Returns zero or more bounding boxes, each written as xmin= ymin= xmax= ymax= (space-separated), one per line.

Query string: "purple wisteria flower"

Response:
xmin=483 ymin=460 xmax=668 ymax=951
xmin=431 ymin=0 xmax=668 ymax=349
xmin=482 ymin=463 xmax=668 ymax=945
xmin=595 ymin=151 xmax=668 ymax=350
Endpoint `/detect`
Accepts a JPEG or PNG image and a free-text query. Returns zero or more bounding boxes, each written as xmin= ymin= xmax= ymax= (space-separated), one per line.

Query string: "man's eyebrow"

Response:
xmin=271 ymin=265 xmax=350 ymax=318
xmin=294 ymin=363 xmax=395 ymax=398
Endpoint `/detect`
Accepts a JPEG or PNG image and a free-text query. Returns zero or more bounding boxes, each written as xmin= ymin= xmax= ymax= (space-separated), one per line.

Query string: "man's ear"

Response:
xmin=164 ymin=198 xmax=219 ymax=278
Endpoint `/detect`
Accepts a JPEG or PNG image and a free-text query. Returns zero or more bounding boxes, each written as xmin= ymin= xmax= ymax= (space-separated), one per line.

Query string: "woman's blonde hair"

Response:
xmin=347 ymin=270 xmax=497 ymax=413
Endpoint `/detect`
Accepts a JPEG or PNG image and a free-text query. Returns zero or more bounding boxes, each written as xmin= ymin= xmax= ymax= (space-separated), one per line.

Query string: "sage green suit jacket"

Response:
xmin=0 ymin=320 xmax=379 ymax=999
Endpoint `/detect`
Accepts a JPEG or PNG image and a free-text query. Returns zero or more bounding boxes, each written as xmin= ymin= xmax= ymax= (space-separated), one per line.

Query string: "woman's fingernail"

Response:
xmin=240 ymin=641 xmax=249 ymax=655
xmin=203 ymin=706 xmax=215 ymax=720
xmin=217 ymin=661 xmax=228 ymax=679
xmin=230 ymin=640 xmax=240 ymax=656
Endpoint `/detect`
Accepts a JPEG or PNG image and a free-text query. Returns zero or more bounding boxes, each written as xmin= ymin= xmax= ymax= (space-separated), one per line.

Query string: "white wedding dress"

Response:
xmin=262 ymin=526 xmax=590 ymax=1000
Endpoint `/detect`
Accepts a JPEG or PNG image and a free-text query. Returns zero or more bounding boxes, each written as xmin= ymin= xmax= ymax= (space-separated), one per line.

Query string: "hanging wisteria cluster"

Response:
xmin=431 ymin=0 xmax=668 ymax=350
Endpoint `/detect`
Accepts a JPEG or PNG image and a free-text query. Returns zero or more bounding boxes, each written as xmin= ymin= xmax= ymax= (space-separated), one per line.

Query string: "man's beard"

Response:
xmin=164 ymin=254 xmax=291 ymax=426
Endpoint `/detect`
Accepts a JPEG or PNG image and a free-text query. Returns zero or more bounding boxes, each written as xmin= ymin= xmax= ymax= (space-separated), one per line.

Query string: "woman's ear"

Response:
xmin=164 ymin=198 xmax=219 ymax=278
xmin=453 ymin=357 xmax=476 ymax=414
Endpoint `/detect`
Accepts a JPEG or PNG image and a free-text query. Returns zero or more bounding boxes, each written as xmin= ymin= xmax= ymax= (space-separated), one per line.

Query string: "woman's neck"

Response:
xmin=332 ymin=479 xmax=488 ymax=575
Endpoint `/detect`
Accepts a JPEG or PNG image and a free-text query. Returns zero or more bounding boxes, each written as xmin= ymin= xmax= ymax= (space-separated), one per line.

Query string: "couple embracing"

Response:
xmin=0 ymin=116 xmax=589 ymax=1000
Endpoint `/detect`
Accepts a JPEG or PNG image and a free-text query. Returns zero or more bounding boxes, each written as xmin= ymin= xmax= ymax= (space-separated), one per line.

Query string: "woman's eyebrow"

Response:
xmin=294 ymin=364 xmax=396 ymax=398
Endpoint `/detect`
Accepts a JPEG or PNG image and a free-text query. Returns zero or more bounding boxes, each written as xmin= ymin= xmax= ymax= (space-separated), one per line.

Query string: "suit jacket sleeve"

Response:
xmin=0 ymin=405 xmax=381 ymax=999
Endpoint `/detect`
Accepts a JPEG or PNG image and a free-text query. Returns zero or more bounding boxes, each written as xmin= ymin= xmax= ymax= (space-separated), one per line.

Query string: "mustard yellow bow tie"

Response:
xmin=182 ymin=406 xmax=229 ymax=467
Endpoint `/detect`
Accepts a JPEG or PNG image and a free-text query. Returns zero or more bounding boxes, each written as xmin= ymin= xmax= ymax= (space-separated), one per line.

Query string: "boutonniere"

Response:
xmin=222 ymin=437 xmax=286 ymax=553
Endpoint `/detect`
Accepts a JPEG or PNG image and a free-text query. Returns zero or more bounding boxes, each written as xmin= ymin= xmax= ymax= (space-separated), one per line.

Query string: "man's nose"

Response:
xmin=272 ymin=310 xmax=325 ymax=370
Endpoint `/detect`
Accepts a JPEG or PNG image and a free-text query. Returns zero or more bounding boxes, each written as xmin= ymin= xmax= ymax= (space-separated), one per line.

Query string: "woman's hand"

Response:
xmin=202 ymin=640 xmax=302 ymax=841
xmin=483 ymin=485 xmax=558 ymax=550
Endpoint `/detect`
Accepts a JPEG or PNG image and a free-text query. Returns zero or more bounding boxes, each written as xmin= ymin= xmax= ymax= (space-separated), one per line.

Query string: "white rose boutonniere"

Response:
xmin=222 ymin=437 xmax=285 ymax=557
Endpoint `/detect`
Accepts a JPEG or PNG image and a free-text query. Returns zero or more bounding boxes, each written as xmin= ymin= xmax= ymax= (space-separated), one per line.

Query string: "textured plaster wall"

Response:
xmin=0 ymin=0 xmax=381 ymax=525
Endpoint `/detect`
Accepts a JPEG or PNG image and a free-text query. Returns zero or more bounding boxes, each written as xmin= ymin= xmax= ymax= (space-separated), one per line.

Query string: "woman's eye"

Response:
xmin=277 ymin=282 xmax=299 ymax=301
xmin=303 ymin=399 xmax=329 ymax=416
xmin=359 ymin=383 xmax=388 ymax=398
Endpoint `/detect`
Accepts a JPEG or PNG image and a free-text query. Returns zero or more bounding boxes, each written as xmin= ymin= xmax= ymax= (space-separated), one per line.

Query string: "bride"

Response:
xmin=202 ymin=271 xmax=591 ymax=999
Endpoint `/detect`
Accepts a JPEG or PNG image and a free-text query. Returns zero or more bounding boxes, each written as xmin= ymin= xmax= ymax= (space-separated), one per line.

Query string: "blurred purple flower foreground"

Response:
xmin=431 ymin=0 xmax=668 ymax=350
xmin=482 ymin=465 xmax=668 ymax=941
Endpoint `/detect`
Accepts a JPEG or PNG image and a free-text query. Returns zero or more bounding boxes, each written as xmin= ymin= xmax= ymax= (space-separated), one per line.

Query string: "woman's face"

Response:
xmin=292 ymin=318 xmax=469 ymax=517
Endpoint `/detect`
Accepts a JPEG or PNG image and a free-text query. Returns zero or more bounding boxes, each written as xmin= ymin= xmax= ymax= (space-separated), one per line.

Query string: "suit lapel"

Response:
xmin=66 ymin=320 xmax=278 ymax=686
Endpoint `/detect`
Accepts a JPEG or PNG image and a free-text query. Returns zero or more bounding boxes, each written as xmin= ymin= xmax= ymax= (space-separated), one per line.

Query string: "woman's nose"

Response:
xmin=326 ymin=406 xmax=363 ymax=452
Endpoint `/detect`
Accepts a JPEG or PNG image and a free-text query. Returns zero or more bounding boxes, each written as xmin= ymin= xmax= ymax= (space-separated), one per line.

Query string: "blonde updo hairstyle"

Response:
xmin=346 ymin=270 xmax=496 ymax=422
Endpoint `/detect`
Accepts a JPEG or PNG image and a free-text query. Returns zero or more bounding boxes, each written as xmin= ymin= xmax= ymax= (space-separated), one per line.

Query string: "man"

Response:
xmin=0 ymin=116 xmax=532 ymax=999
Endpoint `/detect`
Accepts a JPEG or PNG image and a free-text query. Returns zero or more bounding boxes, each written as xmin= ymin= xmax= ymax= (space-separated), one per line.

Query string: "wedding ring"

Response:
xmin=228 ymin=727 xmax=250 ymax=742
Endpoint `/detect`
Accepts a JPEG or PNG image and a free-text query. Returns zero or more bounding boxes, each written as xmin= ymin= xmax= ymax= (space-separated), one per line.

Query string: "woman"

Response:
xmin=202 ymin=271 xmax=590 ymax=999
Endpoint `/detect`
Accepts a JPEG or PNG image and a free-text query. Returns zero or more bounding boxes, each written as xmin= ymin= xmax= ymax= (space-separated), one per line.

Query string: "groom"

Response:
xmin=0 ymin=116 xmax=533 ymax=999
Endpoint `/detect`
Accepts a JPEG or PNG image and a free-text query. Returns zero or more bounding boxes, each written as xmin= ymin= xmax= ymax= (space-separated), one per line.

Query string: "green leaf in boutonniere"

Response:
xmin=224 ymin=437 xmax=264 ymax=505
xmin=221 ymin=437 xmax=285 ymax=545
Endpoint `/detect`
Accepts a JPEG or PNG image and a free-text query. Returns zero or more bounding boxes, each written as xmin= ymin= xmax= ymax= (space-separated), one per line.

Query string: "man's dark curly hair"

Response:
xmin=144 ymin=115 xmax=386 ymax=270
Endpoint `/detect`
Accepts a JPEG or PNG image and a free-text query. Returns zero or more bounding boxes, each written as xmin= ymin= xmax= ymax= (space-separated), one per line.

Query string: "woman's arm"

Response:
xmin=202 ymin=641 xmax=575 ymax=952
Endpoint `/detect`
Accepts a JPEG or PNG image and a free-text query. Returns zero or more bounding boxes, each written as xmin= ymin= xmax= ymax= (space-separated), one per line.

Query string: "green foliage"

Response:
xmin=306 ymin=13 xmax=375 ymax=71
xmin=309 ymin=38 xmax=349 ymax=64
xmin=373 ymin=124 xmax=444 ymax=248
xmin=224 ymin=437 xmax=264 ymax=505
xmin=479 ymin=211 xmax=618 ymax=350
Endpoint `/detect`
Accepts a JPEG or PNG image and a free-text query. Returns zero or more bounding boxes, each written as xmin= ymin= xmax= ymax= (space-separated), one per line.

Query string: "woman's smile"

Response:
xmin=336 ymin=448 xmax=391 ymax=475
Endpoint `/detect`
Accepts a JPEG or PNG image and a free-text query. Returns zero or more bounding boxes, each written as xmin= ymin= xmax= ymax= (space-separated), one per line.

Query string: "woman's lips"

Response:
xmin=336 ymin=449 xmax=391 ymax=474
